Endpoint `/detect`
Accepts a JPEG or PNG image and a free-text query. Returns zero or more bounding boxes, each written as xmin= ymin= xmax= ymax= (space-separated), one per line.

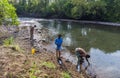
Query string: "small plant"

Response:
xmin=41 ymin=61 xmax=56 ymax=69
xmin=3 ymin=37 xmax=14 ymax=46
xmin=61 ymin=72 xmax=71 ymax=78
xmin=29 ymin=68 xmax=37 ymax=78
xmin=29 ymin=62 xmax=37 ymax=78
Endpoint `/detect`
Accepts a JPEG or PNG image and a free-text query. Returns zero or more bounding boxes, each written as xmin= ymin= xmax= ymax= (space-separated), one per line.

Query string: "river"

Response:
xmin=19 ymin=18 xmax=120 ymax=78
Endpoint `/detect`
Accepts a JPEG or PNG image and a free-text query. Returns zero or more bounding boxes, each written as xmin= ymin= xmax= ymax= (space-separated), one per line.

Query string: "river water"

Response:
xmin=19 ymin=18 xmax=120 ymax=78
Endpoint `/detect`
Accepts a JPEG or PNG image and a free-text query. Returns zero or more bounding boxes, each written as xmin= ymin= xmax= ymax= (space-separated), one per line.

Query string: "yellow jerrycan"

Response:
xmin=31 ymin=48 xmax=36 ymax=55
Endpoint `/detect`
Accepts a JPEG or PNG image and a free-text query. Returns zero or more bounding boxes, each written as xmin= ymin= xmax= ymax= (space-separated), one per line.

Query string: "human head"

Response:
xmin=58 ymin=34 xmax=62 ymax=38
xmin=75 ymin=47 xmax=83 ymax=52
xmin=86 ymin=54 xmax=90 ymax=58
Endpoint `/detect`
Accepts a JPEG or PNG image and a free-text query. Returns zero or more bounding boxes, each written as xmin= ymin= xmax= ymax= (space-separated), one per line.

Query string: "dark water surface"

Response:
xmin=38 ymin=19 xmax=120 ymax=78
xmin=19 ymin=18 xmax=120 ymax=78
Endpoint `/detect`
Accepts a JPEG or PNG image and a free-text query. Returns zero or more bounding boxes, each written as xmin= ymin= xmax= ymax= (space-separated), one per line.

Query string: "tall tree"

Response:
xmin=0 ymin=0 xmax=18 ymax=25
xmin=86 ymin=0 xmax=106 ymax=20
xmin=9 ymin=0 xmax=120 ymax=22
xmin=71 ymin=0 xmax=88 ymax=19
xmin=113 ymin=0 xmax=120 ymax=21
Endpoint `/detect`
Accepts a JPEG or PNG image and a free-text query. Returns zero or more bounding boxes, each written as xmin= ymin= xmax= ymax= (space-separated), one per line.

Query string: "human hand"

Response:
xmin=88 ymin=62 xmax=90 ymax=66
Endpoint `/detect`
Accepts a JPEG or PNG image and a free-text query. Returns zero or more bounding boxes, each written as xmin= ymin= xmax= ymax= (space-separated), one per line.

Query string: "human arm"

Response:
xmin=85 ymin=56 xmax=90 ymax=66
xmin=80 ymin=48 xmax=90 ymax=65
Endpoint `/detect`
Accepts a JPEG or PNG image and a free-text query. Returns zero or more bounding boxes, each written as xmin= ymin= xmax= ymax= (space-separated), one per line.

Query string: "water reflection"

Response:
xmin=90 ymin=48 xmax=120 ymax=78
xmin=81 ymin=28 xmax=87 ymax=36
xmin=39 ymin=20 xmax=120 ymax=52
xmin=67 ymin=22 xmax=72 ymax=30
xmin=57 ymin=22 xmax=61 ymax=31
xmin=63 ymin=33 xmax=72 ymax=46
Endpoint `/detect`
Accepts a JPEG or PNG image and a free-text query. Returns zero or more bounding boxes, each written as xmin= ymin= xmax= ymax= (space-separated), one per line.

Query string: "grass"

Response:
xmin=29 ymin=62 xmax=37 ymax=78
xmin=3 ymin=36 xmax=14 ymax=46
xmin=29 ymin=68 xmax=37 ymax=78
xmin=29 ymin=62 xmax=51 ymax=78
xmin=3 ymin=37 xmax=22 ymax=52
xmin=41 ymin=61 xmax=56 ymax=69
xmin=61 ymin=72 xmax=71 ymax=78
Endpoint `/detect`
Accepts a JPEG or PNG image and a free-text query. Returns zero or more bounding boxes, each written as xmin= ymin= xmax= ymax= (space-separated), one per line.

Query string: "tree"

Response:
xmin=86 ymin=0 xmax=106 ymax=21
xmin=104 ymin=0 xmax=120 ymax=22
xmin=62 ymin=0 xmax=73 ymax=18
xmin=0 ymin=0 xmax=18 ymax=25
xmin=113 ymin=0 xmax=120 ymax=22
xmin=9 ymin=0 xmax=120 ymax=22
xmin=71 ymin=0 xmax=88 ymax=19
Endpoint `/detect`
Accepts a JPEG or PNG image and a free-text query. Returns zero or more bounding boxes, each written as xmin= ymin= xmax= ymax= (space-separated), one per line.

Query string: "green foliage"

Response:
xmin=61 ymin=72 xmax=71 ymax=78
xmin=0 ymin=0 xmax=19 ymax=25
xmin=41 ymin=61 xmax=56 ymax=69
xmin=3 ymin=37 xmax=21 ymax=51
xmin=10 ymin=0 xmax=120 ymax=22
xmin=86 ymin=0 xmax=106 ymax=20
xmin=29 ymin=68 xmax=37 ymax=78
xmin=62 ymin=1 xmax=73 ymax=18
xmin=71 ymin=0 xmax=87 ymax=19
xmin=29 ymin=62 xmax=37 ymax=78
xmin=3 ymin=37 xmax=14 ymax=46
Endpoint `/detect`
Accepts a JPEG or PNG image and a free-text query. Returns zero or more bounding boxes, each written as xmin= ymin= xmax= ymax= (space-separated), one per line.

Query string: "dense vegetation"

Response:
xmin=9 ymin=0 xmax=120 ymax=22
xmin=0 ymin=0 xmax=18 ymax=25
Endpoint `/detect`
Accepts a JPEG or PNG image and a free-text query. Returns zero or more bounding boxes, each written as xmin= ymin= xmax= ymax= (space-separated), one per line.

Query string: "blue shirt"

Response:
xmin=55 ymin=37 xmax=63 ymax=47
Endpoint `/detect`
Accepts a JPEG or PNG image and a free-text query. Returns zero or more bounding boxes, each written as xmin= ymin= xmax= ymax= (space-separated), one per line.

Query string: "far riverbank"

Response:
xmin=19 ymin=17 xmax=120 ymax=27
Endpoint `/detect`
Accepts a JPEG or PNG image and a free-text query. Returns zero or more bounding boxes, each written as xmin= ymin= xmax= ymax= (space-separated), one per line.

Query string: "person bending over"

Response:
xmin=75 ymin=47 xmax=90 ymax=72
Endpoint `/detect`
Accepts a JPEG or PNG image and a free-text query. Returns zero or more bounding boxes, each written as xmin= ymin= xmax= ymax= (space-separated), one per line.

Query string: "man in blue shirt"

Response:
xmin=55 ymin=34 xmax=63 ymax=62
